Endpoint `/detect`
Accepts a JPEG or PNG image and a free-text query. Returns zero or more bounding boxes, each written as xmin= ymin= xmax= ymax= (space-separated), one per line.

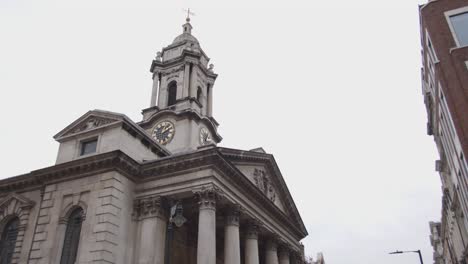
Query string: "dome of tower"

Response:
xmin=172 ymin=18 xmax=199 ymax=45
xmin=172 ymin=33 xmax=199 ymax=44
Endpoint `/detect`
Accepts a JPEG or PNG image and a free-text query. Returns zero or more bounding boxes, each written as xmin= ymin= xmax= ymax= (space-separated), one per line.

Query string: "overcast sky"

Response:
xmin=0 ymin=0 xmax=441 ymax=263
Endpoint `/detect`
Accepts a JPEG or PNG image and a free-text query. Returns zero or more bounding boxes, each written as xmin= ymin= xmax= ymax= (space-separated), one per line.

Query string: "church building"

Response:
xmin=0 ymin=17 xmax=309 ymax=264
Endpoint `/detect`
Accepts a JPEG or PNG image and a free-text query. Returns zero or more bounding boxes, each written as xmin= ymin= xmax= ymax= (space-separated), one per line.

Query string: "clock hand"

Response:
xmin=161 ymin=126 xmax=171 ymax=134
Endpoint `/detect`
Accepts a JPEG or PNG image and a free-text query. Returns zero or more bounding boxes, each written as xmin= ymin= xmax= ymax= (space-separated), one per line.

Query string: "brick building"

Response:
xmin=419 ymin=0 xmax=468 ymax=263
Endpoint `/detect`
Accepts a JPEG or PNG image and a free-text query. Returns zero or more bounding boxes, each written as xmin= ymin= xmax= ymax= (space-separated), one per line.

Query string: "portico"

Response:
xmin=133 ymin=183 xmax=303 ymax=264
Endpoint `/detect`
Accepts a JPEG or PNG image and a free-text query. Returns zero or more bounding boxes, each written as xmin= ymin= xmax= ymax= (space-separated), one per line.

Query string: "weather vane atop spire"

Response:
xmin=183 ymin=8 xmax=195 ymax=22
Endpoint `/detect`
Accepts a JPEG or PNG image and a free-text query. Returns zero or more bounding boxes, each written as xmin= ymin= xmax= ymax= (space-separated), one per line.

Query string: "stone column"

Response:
xmin=224 ymin=207 xmax=240 ymax=264
xmin=190 ymin=64 xmax=197 ymax=99
xmin=194 ymin=186 xmax=219 ymax=264
xmin=265 ymin=239 xmax=279 ymax=264
xmin=207 ymin=84 xmax=213 ymax=116
xmin=183 ymin=62 xmax=191 ymax=98
xmin=244 ymin=223 xmax=259 ymax=264
xmin=150 ymin=72 xmax=160 ymax=107
xmin=279 ymin=248 xmax=290 ymax=264
xmin=134 ymin=196 xmax=167 ymax=264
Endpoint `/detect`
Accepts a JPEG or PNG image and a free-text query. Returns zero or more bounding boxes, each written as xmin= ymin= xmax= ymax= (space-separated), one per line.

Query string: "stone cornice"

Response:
xmin=0 ymin=150 xmax=140 ymax=192
xmin=150 ymin=50 xmax=217 ymax=80
xmin=0 ymin=146 xmax=306 ymax=240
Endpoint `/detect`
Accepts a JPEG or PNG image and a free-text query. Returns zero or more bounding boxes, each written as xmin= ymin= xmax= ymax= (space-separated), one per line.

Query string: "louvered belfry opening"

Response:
xmin=0 ymin=217 xmax=19 ymax=264
xmin=167 ymin=81 xmax=177 ymax=106
xmin=60 ymin=208 xmax=84 ymax=264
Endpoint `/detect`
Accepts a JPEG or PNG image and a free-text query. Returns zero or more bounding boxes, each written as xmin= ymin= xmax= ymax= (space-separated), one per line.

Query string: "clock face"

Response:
xmin=152 ymin=121 xmax=175 ymax=145
xmin=200 ymin=127 xmax=212 ymax=145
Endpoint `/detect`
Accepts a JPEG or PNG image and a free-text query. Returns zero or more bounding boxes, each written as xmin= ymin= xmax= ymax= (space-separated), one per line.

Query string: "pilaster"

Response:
xmin=133 ymin=195 xmax=167 ymax=264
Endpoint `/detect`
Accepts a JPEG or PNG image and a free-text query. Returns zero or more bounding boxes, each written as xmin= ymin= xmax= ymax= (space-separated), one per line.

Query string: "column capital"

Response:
xmin=133 ymin=195 xmax=167 ymax=220
xmin=265 ymin=237 xmax=279 ymax=251
xmin=245 ymin=219 xmax=262 ymax=240
xmin=225 ymin=205 xmax=241 ymax=226
xmin=193 ymin=185 xmax=222 ymax=211
xmin=278 ymin=246 xmax=291 ymax=258
xmin=290 ymin=251 xmax=304 ymax=264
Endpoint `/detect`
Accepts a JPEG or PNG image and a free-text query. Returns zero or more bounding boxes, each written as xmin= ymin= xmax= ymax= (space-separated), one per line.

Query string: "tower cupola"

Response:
xmin=140 ymin=17 xmax=222 ymax=154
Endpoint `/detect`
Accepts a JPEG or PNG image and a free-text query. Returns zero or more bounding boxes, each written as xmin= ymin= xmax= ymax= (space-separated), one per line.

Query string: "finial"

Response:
xmin=156 ymin=52 xmax=162 ymax=62
xmin=183 ymin=8 xmax=195 ymax=23
xmin=208 ymin=64 xmax=214 ymax=72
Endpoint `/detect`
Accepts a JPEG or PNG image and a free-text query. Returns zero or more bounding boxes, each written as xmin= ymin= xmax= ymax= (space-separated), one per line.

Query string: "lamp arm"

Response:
xmin=417 ymin=250 xmax=424 ymax=264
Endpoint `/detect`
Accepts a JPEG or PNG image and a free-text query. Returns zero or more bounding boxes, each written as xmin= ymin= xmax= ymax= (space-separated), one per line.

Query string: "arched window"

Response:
xmin=0 ymin=217 xmax=20 ymax=264
xmin=197 ymin=87 xmax=202 ymax=104
xmin=167 ymin=81 xmax=177 ymax=107
xmin=60 ymin=208 xmax=84 ymax=264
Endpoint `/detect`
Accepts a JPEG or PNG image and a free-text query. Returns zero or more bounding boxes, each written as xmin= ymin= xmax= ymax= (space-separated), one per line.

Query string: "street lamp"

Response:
xmin=389 ymin=250 xmax=424 ymax=264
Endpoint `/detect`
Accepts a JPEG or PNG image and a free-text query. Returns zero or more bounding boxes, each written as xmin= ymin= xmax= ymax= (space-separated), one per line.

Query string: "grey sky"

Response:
xmin=0 ymin=0 xmax=440 ymax=263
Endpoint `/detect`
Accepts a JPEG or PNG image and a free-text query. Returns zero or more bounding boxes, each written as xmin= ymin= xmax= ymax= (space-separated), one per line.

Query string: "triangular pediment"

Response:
xmin=218 ymin=147 xmax=308 ymax=237
xmin=0 ymin=193 xmax=35 ymax=213
xmin=233 ymin=163 xmax=287 ymax=212
xmin=54 ymin=110 xmax=123 ymax=141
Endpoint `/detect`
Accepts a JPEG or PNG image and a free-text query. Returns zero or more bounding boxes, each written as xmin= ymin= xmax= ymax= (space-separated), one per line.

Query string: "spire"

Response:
xmin=182 ymin=8 xmax=195 ymax=34
xmin=173 ymin=9 xmax=198 ymax=44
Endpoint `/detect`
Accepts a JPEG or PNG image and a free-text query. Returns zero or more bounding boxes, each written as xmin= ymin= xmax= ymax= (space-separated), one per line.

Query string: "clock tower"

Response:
xmin=139 ymin=17 xmax=222 ymax=154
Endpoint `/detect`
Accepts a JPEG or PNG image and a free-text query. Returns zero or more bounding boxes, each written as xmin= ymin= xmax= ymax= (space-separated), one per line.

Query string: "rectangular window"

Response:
xmin=450 ymin=12 xmax=468 ymax=46
xmin=427 ymin=38 xmax=435 ymax=59
xmin=80 ymin=139 xmax=97 ymax=156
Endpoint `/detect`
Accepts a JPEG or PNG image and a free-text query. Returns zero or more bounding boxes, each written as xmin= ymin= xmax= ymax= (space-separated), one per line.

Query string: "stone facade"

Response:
xmin=0 ymin=17 xmax=309 ymax=264
xmin=420 ymin=0 xmax=468 ymax=263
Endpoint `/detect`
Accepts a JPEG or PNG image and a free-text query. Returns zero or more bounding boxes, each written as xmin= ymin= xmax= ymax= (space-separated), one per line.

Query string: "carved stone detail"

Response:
xmin=225 ymin=206 xmax=240 ymax=226
xmin=70 ymin=116 xmax=115 ymax=134
xmin=133 ymin=195 xmax=166 ymax=220
xmin=166 ymin=74 xmax=180 ymax=81
xmin=253 ymin=168 xmax=276 ymax=202
xmin=245 ymin=222 xmax=260 ymax=240
xmin=278 ymin=245 xmax=291 ymax=257
xmin=194 ymin=185 xmax=221 ymax=211
xmin=265 ymin=238 xmax=279 ymax=251
xmin=161 ymin=65 xmax=184 ymax=77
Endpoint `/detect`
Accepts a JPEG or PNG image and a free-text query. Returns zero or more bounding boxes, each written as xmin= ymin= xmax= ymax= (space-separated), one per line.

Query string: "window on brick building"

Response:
xmin=60 ymin=208 xmax=84 ymax=264
xmin=450 ymin=12 xmax=468 ymax=46
xmin=0 ymin=217 xmax=20 ymax=264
